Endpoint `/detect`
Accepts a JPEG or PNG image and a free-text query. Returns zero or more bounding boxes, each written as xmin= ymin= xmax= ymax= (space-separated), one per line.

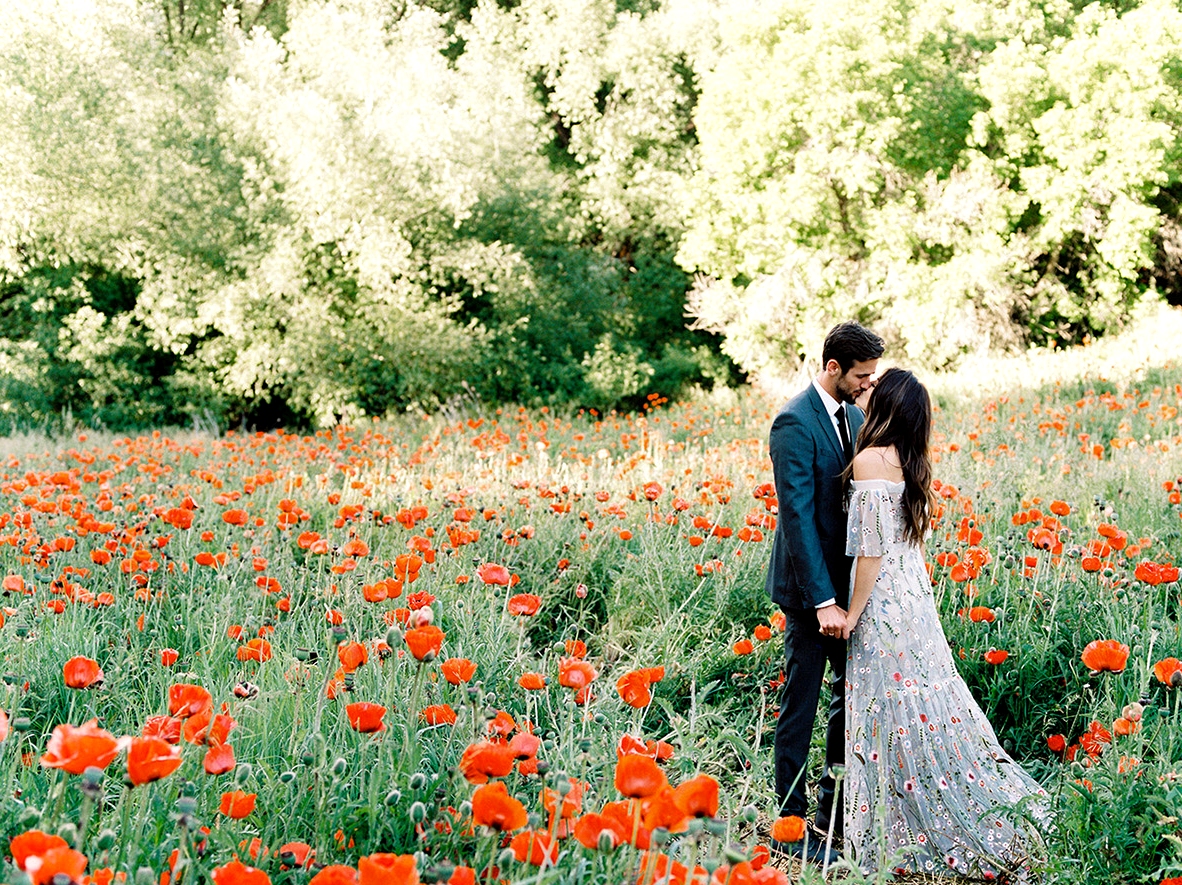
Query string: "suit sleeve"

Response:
xmin=770 ymin=409 xmax=837 ymax=607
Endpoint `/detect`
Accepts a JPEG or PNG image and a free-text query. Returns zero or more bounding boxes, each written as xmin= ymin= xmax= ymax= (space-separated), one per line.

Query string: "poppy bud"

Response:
xmin=330 ymin=757 xmax=347 ymax=777
xmin=56 ymin=822 xmax=79 ymax=847
xmin=82 ymin=766 xmax=105 ymax=788
xmin=12 ymin=716 xmax=31 ymax=732
xmin=578 ymin=738 xmax=592 ymax=753
xmin=741 ymin=804 xmax=759 ymax=822
xmin=386 ymin=627 xmax=401 ymax=648
xmin=651 ymin=828 xmax=670 ymax=846
xmin=497 ymin=849 xmax=516 ymax=869
xmin=410 ymin=801 xmax=428 ymax=823
xmin=136 ymin=868 xmax=156 ymax=885
xmin=724 ymin=846 xmax=748 ymax=864
xmin=704 ymin=819 xmax=727 ymax=837
xmin=235 ymin=763 xmax=253 ymax=784
xmin=458 ymin=800 xmax=472 ymax=817
xmin=597 ymin=830 xmax=616 ymax=852
xmin=384 ymin=789 xmax=401 ymax=807
xmin=280 ymin=771 xmax=297 ymax=785
xmin=176 ymin=796 xmax=198 ymax=815
xmin=409 ymin=772 xmax=428 ymax=791
xmin=96 ymin=829 xmax=117 ymax=850
xmin=18 ymin=807 xmax=40 ymax=828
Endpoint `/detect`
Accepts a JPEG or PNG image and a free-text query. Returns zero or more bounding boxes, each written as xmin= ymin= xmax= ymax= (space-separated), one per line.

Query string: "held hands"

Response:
xmin=817 ymin=604 xmax=848 ymax=640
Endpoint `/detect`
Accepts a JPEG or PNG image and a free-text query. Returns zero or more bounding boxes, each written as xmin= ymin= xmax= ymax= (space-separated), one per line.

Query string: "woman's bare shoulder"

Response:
xmin=852 ymin=447 xmax=904 ymax=482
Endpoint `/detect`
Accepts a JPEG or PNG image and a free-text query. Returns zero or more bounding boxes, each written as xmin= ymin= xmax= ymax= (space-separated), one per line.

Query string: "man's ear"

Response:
xmin=823 ymin=358 xmax=841 ymax=376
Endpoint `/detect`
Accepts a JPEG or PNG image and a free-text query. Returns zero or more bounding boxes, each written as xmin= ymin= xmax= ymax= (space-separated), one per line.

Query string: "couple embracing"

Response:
xmin=766 ymin=322 xmax=1048 ymax=879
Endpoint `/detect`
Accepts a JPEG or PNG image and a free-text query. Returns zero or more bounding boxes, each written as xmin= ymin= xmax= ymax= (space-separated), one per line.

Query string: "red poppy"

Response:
xmin=733 ymin=639 xmax=754 ymax=655
xmin=237 ymin=639 xmax=272 ymax=663
xmin=518 ymin=673 xmax=546 ymax=690
xmin=421 ymin=704 xmax=457 ymax=726
xmin=1081 ymin=639 xmax=1129 ymax=673
xmin=968 ymin=606 xmax=995 ymax=623
xmin=404 ymin=625 xmax=445 ymax=661
xmin=337 ymin=641 xmax=368 ymax=672
xmin=983 ymin=649 xmax=1009 ymax=665
xmin=204 ymin=742 xmax=236 ymax=775
xmin=62 ymin=656 xmax=103 ymax=690
xmin=169 ymin=684 xmax=212 ymax=718
xmin=440 ymin=658 xmax=477 ymax=685
xmin=573 ymin=810 xmax=629 ymax=851
xmin=358 ymin=854 xmax=418 ymax=885
xmin=11 ymin=831 xmax=70 ymax=871
xmin=160 ymin=649 xmax=179 ymax=666
xmin=643 ymin=785 xmax=691 ymax=832
xmin=276 ymin=842 xmax=314 ymax=870
xmin=219 ymin=790 xmax=257 ymax=818
xmin=772 ymin=815 xmax=806 ymax=843
xmin=308 ymin=867 xmax=358 ymax=885
xmin=1153 ymin=657 xmax=1182 ymax=687
xmin=1134 ymin=561 xmax=1181 ymax=585
xmin=477 ymin=563 xmax=512 ymax=586
xmin=346 ymin=703 xmax=386 ymax=734
xmin=672 ymin=773 xmax=719 ymax=818
xmin=472 ymin=781 xmax=528 ymax=831
xmin=459 ymin=740 xmax=516 ymax=783
xmin=558 ymin=658 xmax=597 ymax=690
xmin=542 ymin=778 xmax=586 ymax=820
xmin=210 ymin=860 xmax=270 ymax=885
xmin=614 ymin=753 xmax=667 ymax=798
xmin=615 ymin=671 xmax=653 ymax=708
xmin=507 ymin=594 xmax=541 ymax=616
xmin=126 ymin=736 xmax=182 ymax=786
xmin=41 ymin=719 xmax=119 ymax=774
xmin=222 ymin=509 xmax=248 ymax=526
xmin=510 ymin=830 xmax=558 ymax=866
xmin=26 ymin=846 xmax=88 ymax=885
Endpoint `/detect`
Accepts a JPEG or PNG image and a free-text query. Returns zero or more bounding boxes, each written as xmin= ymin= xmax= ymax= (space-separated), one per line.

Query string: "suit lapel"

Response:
xmin=807 ymin=385 xmax=845 ymax=460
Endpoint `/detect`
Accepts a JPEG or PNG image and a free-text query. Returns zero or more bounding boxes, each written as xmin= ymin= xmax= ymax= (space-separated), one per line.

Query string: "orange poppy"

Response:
xmin=968 ymin=606 xmax=995 ymax=623
xmin=458 ymin=740 xmax=516 ymax=783
xmin=472 ymin=781 xmax=528 ymax=831
xmin=1153 ymin=657 xmax=1182 ymax=687
xmin=237 ymin=639 xmax=273 ymax=663
xmin=614 ymin=753 xmax=667 ymax=799
xmin=337 ymin=641 xmax=368 ymax=672
xmin=542 ymin=778 xmax=586 ymax=820
xmin=558 ymin=659 xmax=597 ymax=690
xmin=63 ymin=656 xmax=104 ymax=689
xmin=168 ymin=683 xmax=212 ymax=718
xmin=733 ymin=639 xmax=754 ymax=655
xmin=403 ymin=625 xmax=445 ymax=661
xmin=41 ymin=719 xmax=119 ymax=774
xmin=204 ymin=742 xmax=236 ymax=775
xmin=507 ymin=594 xmax=542 ymax=616
xmin=672 ymin=773 xmax=719 ymax=818
xmin=771 ymin=815 xmax=806 ymax=843
xmin=358 ymin=854 xmax=417 ymax=885
xmin=642 ymin=785 xmax=690 ymax=832
xmin=126 ymin=736 xmax=182 ymax=786
xmin=210 ymin=860 xmax=270 ymax=885
xmin=308 ymin=867 xmax=358 ymax=885
xmin=615 ymin=671 xmax=653 ymax=708
xmin=1081 ymin=639 xmax=1129 ymax=673
xmin=346 ymin=703 xmax=386 ymax=734
xmin=26 ymin=845 xmax=88 ymax=885
xmin=0 ymin=708 xmax=9 ymax=743
xmin=476 ymin=563 xmax=512 ymax=586
xmin=984 ymin=649 xmax=1009 ymax=665
xmin=219 ymin=790 xmax=257 ymax=818
xmin=276 ymin=842 xmax=314 ymax=870
xmin=440 ymin=658 xmax=477 ymax=685
xmin=510 ymin=830 xmax=558 ymax=866
xmin=11 ymin=831 xmax=70 ymax=871
xmin=1134 ymin=561 xmax=1181 ymax=585
xmin=160 ymin=649 xmax=179 ymax=666
xmin=421 ymin=704 xmax=457 ymax=726
xmin=518 ymin=672 xmax=546 ymax=690
xmin=572 ymin=810 xmax=629 ymax=851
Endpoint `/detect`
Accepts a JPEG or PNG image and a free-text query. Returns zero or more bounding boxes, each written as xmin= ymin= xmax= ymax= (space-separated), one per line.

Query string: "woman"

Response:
xmin=842 ymin=368 xmax=1048 ymax=879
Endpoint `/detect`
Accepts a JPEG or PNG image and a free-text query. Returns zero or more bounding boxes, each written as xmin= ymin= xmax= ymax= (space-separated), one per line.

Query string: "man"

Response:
xmin=766 ymin=321 xmax=883 ymax=863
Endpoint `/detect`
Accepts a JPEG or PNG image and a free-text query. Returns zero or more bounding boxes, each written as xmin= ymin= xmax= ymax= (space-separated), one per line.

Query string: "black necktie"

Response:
xmin=836 ymin=405 xmax=853 ymax=462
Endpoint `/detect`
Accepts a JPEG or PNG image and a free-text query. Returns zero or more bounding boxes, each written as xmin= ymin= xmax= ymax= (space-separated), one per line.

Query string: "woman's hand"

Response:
xmin=842 ymin=613 xmax=859 ymax=640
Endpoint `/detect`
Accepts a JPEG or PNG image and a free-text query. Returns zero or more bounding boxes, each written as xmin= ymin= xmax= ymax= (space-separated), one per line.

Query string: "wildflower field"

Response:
xmin=2 ymin=350 xmax=1182 ymax=885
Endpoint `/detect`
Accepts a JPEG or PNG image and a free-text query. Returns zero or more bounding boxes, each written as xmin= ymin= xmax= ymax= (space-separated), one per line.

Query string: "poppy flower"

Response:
xmin=1047 ymin=734 xmax=1067 ymax=753
xmin=983 ymin=649 xmax=1008 ymax=665
xmin=472 ymin=781 xmax=528 ymax=831
xmin=510 ymin=830 xmax=558 ymax=866
xmin=477 ymin=563 xmax=512 ymax=586
xmin=672 ymin=773 xmax=719 ymax=818
xmin=615 ymin=671 xmax=653 ymax=708
xmin=169 ymin=684 xmax=213 ymax=718
xmin=62 ymin=656 xmax=104 ymax=689
xmin=459 ymin=740 xmax=516 ymax=783
xmin=0 ymin=708 xmax=9 ymax=743
xmin=508 ymin=731 xmax=541 ymax=759
xmin=643 ymin=785 xmax=690 ymax=832
xmin=337 ymin=641 xmax=368 ymax=672
xmin=572 ymin=810 xmax=629 ymax=851
xmin=542 ymin=778 xmax=586 ymax=820
xmin=25 ymin=845 xmax=88 ymax=885
xmin=403 ymin=625 xmax=445 ymax=661
xmin=210 ymin=860 xmax=270 ymax=885
xmin=1081 ymin=639 xmax=1129 ymax=673
xmin=41 ymin=719 xmax=120 ymax=774
xmin=346 ymin=702 xmax=386 ymax=734
xmin=1153 ymin=657 xmax=1182 ymax=687
xmin=358 ymin=854 xmax=418 ymax=885
xmin=772 ymin=814 xmax=807 ymax=845
xmin=968 ymin=606 xmax=996 ymax=623
xmin=237 ymin=639 xmax=273 ymax=663
xmin=160 ymin=649 xmax=179 ymax=666
xmin=276 ymin=842 xmax=314 ymax=870
xmin=204 ymin=742 xmax=236 ymax=775
xmin=308 ymin=867 xmax=358 ymax=885
xmin=219 ymin=790 xmax=257 ymax=818
xmin=126 ymin=736 xmax=182 ymax=786
xmin=507 ymin=594 xmax=542 ymax=616
xmin=1134 ymin=561 xmax=1181 ymax=585
xmin=518 ymin=673 xmax=546 ymax=690
xmin=733 ymin=639 xmax=754 ymax=655
xmin=421 ymin=704 xmax=457 ymax=726
xmin=614 ymin=753 xmax=667 ymax=798
xmin=558 ymin=659 xmax=597 ymax=690
xmin=440 ymin=658 xmax=477 ymax=685
xmin=10 ymin=831 xmax=70 ymax=870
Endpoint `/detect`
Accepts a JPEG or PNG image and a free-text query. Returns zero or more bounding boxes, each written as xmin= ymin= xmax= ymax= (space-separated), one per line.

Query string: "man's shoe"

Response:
xmin=770 ymin=839 xmax=839 ymax=866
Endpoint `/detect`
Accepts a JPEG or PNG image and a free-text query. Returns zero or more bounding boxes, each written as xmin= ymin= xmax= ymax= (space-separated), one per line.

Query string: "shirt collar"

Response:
xmin=812 ymin=378 xmax=842 ymax=417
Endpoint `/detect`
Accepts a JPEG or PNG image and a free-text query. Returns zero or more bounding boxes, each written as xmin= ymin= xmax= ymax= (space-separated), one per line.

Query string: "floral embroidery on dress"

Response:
xmin=845 ymin=479 xmax=1049 ymax=880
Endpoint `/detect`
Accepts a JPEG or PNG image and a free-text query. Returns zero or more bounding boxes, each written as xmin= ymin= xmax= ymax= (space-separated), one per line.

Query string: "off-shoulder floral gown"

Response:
xmin=844 ymin=479 xmax=1049 ymax=880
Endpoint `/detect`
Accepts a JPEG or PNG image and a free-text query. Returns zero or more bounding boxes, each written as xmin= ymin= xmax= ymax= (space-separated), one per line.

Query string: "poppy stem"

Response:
xmin=402 ymin=661 xmax=427 ymax=762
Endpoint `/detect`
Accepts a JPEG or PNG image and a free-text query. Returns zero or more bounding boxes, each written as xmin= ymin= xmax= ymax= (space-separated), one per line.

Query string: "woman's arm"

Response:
xmin=841 ymin=447 xmax=898 ymax=639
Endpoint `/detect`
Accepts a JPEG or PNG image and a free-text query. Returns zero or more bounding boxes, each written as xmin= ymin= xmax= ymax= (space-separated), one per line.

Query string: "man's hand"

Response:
xmin=816 ymin=604 xmax=848 ymax=639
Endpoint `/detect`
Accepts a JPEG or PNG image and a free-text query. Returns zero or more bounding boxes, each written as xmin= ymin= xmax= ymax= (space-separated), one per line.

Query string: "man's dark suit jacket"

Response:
xmin=765 ymin=384 xmax=865 ymax=610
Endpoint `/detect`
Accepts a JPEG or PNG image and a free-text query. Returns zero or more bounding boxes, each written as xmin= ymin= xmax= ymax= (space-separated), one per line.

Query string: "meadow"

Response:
xmin=2 ymin=324 xmax=1182 ymax=884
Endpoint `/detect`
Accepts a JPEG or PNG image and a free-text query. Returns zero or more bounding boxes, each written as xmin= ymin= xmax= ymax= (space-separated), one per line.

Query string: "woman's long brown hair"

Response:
xmin=847 ymin=368 xmax=936 ymax=545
